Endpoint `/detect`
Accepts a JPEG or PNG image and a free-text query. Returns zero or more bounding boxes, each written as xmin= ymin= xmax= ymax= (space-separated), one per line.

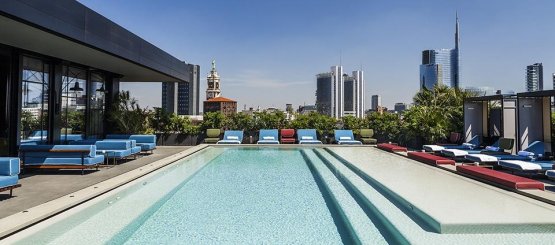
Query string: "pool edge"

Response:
xmin=0 ymin=145 xmax=209 ymax=239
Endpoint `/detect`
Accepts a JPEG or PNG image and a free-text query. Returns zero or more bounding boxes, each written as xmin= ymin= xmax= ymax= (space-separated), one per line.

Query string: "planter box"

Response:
xmin=156 ymin=133 xmax=199 ymax=146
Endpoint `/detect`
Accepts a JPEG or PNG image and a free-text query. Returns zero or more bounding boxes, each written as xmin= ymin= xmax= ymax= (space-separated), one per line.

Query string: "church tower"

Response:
xmin=206 ymin=60 xmax=221 ymax=100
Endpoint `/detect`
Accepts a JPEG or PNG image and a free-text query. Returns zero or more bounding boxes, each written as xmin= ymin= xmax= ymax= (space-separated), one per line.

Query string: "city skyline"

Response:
xmin=80 ymin=0 xmax=555 ymax=110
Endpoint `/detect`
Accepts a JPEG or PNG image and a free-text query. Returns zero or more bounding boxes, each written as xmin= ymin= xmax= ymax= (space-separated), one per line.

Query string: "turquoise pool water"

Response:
xmin=9 ymin=146 xmax=555 ymax=244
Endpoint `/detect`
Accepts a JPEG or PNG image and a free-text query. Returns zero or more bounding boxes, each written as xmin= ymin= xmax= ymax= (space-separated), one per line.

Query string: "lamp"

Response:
xmin=96 ymin=84 xmax=106 ymax=93
xmin=69 ymin=81 xmax=83 ymax=92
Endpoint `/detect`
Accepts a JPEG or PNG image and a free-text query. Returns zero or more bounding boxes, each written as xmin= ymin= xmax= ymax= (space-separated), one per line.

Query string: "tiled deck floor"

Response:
xmin=0 ymin=146 xmax=189 ymax=219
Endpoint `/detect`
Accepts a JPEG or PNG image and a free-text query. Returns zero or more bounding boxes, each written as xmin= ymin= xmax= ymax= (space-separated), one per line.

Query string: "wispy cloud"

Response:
xmin=224 ymin=70 xmax=311 ymax=88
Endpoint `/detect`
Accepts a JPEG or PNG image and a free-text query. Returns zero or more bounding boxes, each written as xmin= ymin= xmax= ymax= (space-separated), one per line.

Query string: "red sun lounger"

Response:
xmin=408 ymin=152 xmax=455 ymax=166
xmin=456 ymin=165 xmax=544 ymax=190
xmin=377 ymin=143 xmax=407 ymax=153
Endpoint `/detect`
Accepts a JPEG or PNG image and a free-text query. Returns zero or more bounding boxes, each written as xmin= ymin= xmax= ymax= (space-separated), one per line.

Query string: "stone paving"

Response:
xmin=0 ymin=146 xmax=189 ymax=219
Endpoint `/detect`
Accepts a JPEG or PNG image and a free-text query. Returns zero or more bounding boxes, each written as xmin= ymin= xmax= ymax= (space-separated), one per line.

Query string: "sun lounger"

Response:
xmin=359 ymin=129 xmax=377 ymax=145
xmin=297 ymin=129 xmax=322 ymax=144
xmin=546 ymin=170 xmax=555 ymax=180
xmin=19 ymin=145 xmax=104 ymax=175
xmin=280 ymin=129 xmax=296 ymax=144
xmin=217 ymin=130 xmax=244 ymax=144
xmin=498 ymin=160 xmax=553 ymax=173
xmin=0 ymin=158 xmax=21 ymax=197
xmin=377 ymin=143 xmax=407 ymax=152
xmin=465 ymin=141 xmax=543 ymax=165
xmin=423 ymin=135 xmax=480 ymax=153
xmin=408 ymin=152 xmax=455 ymax=166
xmin=105 ymin=134 xmax=157 ymax=153
xmin=95 ymin=141 xmax=133 ymax=165
xmin=334 ymin=130 xmax=362 ymax=145
xmin=456 ymin=165 xmax=545 ymax=190
xmin=204 ymin=129 xmax=221 ymax=144
xmin=257 ymin=129 xmax=279 ymax=144
xmin=441 ymin=138 xmax=502 ymax=158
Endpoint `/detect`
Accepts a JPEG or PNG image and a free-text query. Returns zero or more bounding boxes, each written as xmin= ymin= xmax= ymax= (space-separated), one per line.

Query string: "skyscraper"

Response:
xmin=526 ymin=63 xmax=543 ymax=92
xmin=552 ymin=73 xmax=555 ymax=90
xmin=419 ymin=14 xmax=460 ymax=90
xmin=316 ymin=66 xmax=364 ymax=118
xmin=161 ymin=64 xmax=200 ymax=115
xmin=371 ymin=95 xmax=381 ymax=111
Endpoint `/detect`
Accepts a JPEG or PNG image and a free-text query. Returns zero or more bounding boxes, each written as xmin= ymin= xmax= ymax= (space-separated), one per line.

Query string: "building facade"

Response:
xmin=203 ymin=97 xmax=237 ymax=117
xmin=394 ymin=103 xmax=409 ymax=113
xmin=371 ymin=95 xmax=381 ymax=111
xmin=0 ymin=1 xmax=197 ymax=156
xmin=316 ymin=66 xmax=364 ymax=118
xmin=161 ymin=64 xmax=200 ymax=115
xmin=420 ymin=15 xmax=460 ymax=90
xmin=526 ymin=63 xmax=543 ymax=92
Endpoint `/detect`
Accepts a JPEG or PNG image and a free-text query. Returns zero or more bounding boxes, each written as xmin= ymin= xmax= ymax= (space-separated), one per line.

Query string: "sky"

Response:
xmin=78 ymin=0 xmax=555 ymax=111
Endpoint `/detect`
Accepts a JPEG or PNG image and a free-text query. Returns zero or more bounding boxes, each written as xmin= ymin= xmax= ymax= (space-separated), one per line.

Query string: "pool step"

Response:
xmin=300 ymin=149 xmax=388 ymax=245
xmin=312 ymin=148 xmax=412 ymax=244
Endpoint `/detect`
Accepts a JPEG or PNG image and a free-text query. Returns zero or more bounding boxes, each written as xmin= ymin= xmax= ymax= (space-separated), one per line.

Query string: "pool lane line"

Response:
xmin=323 ymin=148 xmax=440 ymax=234
xmin=300 ymin=149 xmax=360 ymax=245
xmin=313 ymin=149 xmax=410 ymax=245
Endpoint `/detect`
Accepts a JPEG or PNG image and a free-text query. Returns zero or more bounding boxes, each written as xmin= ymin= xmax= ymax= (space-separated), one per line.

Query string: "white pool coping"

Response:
xmin=329 ymin=147 xmax=555 ymax=233
xmin=0 ymin=145 xmax=209 ymax=238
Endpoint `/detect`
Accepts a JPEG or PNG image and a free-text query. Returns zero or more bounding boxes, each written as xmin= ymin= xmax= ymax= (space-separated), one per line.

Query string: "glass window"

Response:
xmin=20 ymin=56 xmax=49 ymax=144
xmin=61 ymin=66 xmax=87 ymax=142
xmin=89 ymin=72 xmax=105 ymax=139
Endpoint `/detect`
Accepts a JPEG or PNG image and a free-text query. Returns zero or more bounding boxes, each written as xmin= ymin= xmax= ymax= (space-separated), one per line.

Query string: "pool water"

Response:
xmin=9 ymin=146 xmax=555 ymax=244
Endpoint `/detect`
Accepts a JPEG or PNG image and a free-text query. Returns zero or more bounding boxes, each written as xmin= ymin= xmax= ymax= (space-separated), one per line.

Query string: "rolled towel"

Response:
xmin=462 ymin=143 xmax=475 ymax=149
xmin=485 ymin=146 xmax=500 ymax=152
xmin=227 ymin=136 xmax=239 ymax=140
xmin=518 ymin=151 xmax=535 ymax=157
xmin=262 ymin=136 xmax=274 ymax=140
xmin=339 ymin=136 xmax=351 ymax=140
xmin=301 ymin=136 xmax=313 ymax=140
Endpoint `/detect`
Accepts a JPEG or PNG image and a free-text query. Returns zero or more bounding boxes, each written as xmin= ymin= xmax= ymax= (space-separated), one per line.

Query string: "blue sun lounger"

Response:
xmin=334 ymin=130 xmax=362 ymax=145
xmin=257 ymin=129 xmax=280 ymax=144
xmin=0 ymin=157 xmax=21 ymax=197
xmin=423 ymin=135 xmax=480 ymax=153
xmin=465 ymin=141 xmax=544 ymax=165
xmin=297 ymin=129 xmax=322 ymax=144
xmin=217 ymin=130 xmax=244 ymax=144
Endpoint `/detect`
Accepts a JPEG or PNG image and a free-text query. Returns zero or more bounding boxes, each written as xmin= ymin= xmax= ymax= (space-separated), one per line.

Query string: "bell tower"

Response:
xmin=206 ymin=60 xmax=221 ymax=100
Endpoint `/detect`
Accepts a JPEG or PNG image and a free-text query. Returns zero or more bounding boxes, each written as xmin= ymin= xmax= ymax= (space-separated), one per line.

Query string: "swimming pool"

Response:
xmin=5 ymin=146 xmax=555 ymax=244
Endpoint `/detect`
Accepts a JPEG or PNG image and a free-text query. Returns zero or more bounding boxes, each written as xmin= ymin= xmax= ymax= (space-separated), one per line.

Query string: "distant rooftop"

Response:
xmin=206 ymin=96 xmax=236 ymax=102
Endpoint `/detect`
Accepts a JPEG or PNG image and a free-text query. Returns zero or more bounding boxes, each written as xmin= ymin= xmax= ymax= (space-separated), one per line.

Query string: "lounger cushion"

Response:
xmin=204 ymin=138 xmax=219 ymax=144
xmin=338 ymin=140 xmax=362 ymax=145
xmin=518 ymin=151 xmax=534 ymax=157
xmin=408 ymin=152 xmax=455 ymax=165
xmin=137 ymin=143 xmax=156 ymax=151
xmin=441 ymin=149 xmax=467 ymax=157
xmin=456 ymin=165 xmax=544 ymax=190
xmin=217 ymin=140 xmax=242 ymax=144
xmin=24 ymin=155 xmax=105 ymax=165
xmin=299 ymin=140 xmax=322 ymax=144
xmin=499 ymin=160 xmax=552 ymax=171
xmin=465 ymin=154 xmax=499 ymax=163
xmin=0 ymin=158 xmax=20 ymax=176
xmin=423 ymin=145 xmax=445 ymax=152
xmin=97 ymin=149 xmax=132 ymax=159
xmin=0 ymin=175 xmax=18 ymax=188
xmin=377 ymin=143 xmax=407 ymax=152
xmin=546 ymin=170 xmax=555 ymax=179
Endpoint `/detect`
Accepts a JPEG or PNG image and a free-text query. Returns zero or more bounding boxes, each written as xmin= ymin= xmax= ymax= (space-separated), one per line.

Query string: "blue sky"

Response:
xmin=79 ymin=0 xmax=555 ymax=111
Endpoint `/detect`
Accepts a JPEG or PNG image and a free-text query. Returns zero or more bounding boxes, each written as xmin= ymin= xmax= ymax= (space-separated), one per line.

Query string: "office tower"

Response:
xmin=526 ymin=63 xmax=543 ymax=92
xmin=316 ymin=66 xmax=364 ymax=118
xmin=206 ymin=60 xmax=221 ymax=100
xmin=161 ymin=64 xmax=200 ymax=115
xmin=419 ymin=14 xmax=460 ymax=90
xmin=371 ymin=95 xmax=381 ymax=111
xmin=394 ymin=103 xmax=409 ymax=113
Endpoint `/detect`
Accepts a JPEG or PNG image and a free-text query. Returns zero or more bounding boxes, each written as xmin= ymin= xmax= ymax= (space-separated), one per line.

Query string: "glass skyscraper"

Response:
xmin=526 ymin=63 xmax=543 ymax=92
xmin=420 ymin=15 xmax=460 ymax=90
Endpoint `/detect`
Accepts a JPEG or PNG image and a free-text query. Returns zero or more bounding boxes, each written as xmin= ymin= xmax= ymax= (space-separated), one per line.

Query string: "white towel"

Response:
xmin=262 ymin=136 xmax=274 ymax=140
xmin=301 ymin=136 xmax=313 ymax=140
xmin=339 ymin=136 xmax=351 ymax=140
xmin=227 ymin=136 xmax=239 ymax=140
